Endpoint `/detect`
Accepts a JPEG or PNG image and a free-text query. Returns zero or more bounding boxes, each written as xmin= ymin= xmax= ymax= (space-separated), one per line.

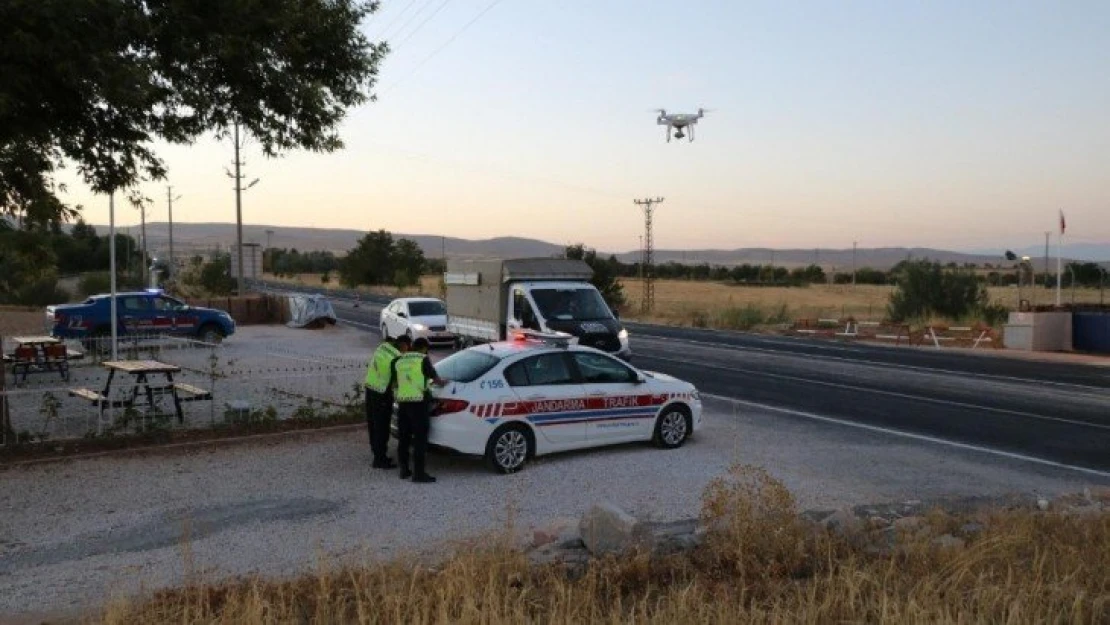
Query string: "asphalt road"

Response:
xmin=265 ymin=284 xmax=1110 ymax=474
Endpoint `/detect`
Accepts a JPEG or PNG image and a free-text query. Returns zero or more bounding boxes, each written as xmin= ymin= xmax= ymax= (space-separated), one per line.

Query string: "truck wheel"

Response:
xmin=198 ymin=324 xmax=225 ymax=345
xmin=484 ymin=424 xmax=533 ymax=474
xmin=652 ymin=405 xmax=692 ymax=449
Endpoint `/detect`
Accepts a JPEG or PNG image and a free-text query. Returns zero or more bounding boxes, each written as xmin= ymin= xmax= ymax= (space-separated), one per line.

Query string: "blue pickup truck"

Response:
xmin=46 ymin=289 xmax=236 ymax=347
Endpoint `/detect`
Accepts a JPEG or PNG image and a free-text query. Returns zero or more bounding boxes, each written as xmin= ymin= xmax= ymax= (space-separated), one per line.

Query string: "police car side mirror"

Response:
xmin=634 ymin=373 xmax=647 ymax=384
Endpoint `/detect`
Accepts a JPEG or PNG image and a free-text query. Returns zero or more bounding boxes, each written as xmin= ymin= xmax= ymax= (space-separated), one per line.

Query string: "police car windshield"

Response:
xmin=408 ymin=301 xmax=446 ymax=316
xmin=434 ymin=350 xmax=500 ymax=383
xmin=530 ymin=288 xmax=612 ymax=322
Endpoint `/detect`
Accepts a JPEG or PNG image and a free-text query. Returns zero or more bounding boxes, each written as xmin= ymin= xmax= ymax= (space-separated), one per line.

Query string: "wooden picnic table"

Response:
xmin=68 ymin=360 xmax=210 ymax=430
xmin=11 ymin=336 xmax=61 ymax=345
xmin=4 ymin=336 xmax=70 ymax=384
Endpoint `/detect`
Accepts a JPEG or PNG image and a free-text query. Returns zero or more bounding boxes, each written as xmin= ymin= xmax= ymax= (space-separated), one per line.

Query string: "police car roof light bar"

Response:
xmin=512 ymin=329 xmax=574 ymax=348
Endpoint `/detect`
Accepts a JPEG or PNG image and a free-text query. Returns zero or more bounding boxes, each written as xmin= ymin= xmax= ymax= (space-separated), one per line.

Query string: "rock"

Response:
xmin=579 ymin=502 xmax=646 ymax=556
xmin=932 ymin=534 xmax=965 ymax=550
xmin=532 ymin=517 xmax=578 ymax=549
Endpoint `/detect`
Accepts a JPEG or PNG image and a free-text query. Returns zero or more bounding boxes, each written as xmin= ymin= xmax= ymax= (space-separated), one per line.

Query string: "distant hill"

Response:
xmin=89 ymin=221 xmax=1107 ymax=270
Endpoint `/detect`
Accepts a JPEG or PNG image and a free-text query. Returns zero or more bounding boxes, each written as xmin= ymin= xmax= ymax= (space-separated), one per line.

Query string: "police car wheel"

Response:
xmin=485 ymin=425 xmax=532 ymax=474
xmin=653 ymin=407 xmax=691 ymax=449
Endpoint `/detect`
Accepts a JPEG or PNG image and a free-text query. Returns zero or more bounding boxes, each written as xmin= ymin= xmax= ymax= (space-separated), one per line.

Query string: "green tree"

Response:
xmin=340 ymin=229 xmax=395 ymax=287
xmin=565 ymin=244 xmax=627 ymax=311
xmin=888 ymin=260 xmax=997 ymax=322
xmin=200 ymin=254 xmax=235 ymax=296
xmin=1 ymin=0 xmax=387 ymax=222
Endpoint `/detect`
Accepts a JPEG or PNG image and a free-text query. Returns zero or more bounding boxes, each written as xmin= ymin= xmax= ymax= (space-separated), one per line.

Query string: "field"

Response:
xmin=619 ymin=278 xmax=1107 ymax=328
xmin=97 ymin=466 xmax=1109 ymax=624
xmin=261 ymin=273 xmax=1105 ymax=330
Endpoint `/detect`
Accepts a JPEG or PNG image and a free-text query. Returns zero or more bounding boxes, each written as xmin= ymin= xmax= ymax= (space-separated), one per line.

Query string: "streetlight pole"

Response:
xmin=109 ymin=193 xmax=118 ymax=361
xmin=167 ymin=186 xmax=182 ymax=278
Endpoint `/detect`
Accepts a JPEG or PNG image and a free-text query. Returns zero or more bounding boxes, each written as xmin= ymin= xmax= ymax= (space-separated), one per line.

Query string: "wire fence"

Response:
xmin=1 ymin=333 xmax=368 ymax=448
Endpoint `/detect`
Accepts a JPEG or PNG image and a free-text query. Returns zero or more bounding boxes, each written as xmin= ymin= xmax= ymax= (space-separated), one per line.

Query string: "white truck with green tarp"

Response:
xmin=444 ymin=258 xmax=631 ymax=360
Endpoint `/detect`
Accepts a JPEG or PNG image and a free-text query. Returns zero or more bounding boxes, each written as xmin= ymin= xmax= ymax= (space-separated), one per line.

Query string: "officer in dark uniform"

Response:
xmin=391 ymin=337 xmax=443 ymax=483
xmin=363 ymin=336 xmax=404 ymax=469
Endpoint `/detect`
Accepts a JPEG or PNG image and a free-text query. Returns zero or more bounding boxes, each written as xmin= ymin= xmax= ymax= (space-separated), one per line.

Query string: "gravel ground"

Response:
xmin=1 ymin=393 xmax=1106 ymax=620
xmin=2 ymin=325 xmax=376 ymax=441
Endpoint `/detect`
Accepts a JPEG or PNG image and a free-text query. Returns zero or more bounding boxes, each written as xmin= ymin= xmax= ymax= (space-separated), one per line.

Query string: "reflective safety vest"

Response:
xmin=394 ymin=352 xmax=429 ymax=402
xmin=364 ymin=343 xmax=400 ymax=393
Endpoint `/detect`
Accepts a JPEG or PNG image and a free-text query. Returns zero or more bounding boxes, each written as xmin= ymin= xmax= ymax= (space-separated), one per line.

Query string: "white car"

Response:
xmin=380 ymin=297 xmax=454 ymax=346
xmin=393 ymin=332 xmax=703 ymax=473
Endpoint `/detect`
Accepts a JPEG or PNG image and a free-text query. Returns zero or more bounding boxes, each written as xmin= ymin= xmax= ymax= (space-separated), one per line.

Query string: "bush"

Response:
xmin=5 ymin=276 xmax=70 ymax=306
xmin=78 ymin=272 xmax=111 ymax=297
xmin=888 ymin=260 xmax=989 ymax=322
xmin=716 ymin=305 xmax=765 ymax=330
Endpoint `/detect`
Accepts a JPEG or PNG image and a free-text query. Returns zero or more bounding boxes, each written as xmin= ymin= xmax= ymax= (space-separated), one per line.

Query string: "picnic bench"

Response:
xmin=68 ymin=360 xmax=211 ymax=432
xmin=4 ymin=336 xmax=85 ymax=384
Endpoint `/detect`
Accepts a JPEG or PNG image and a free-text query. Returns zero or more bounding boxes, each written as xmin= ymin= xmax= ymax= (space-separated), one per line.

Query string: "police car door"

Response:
xmin=570 ymin=351 xmax=655 ymax=442
xmin=503 ymin=352 xmax=587 ymax=446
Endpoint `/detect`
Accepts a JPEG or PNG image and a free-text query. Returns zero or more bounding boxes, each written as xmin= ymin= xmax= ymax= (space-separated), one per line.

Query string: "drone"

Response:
xmin=656 ymin=108 xmax=707 ymax=142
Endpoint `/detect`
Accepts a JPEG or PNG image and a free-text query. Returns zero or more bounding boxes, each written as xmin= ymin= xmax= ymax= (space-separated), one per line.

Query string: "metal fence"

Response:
xmin=1 ymin=333 xmax=368 ymax=447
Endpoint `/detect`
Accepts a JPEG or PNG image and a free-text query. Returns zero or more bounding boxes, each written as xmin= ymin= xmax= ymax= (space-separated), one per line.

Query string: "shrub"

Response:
xmin=888 ymin=260 xmax=988 ymax=322
xmin=716 ymin=304 xmax=766 ymax=330
xmin=78 ymin=272 xmax=111 ymax=297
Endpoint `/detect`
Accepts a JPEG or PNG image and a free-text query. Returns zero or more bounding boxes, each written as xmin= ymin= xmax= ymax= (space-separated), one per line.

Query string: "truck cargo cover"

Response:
xmin=447 ymin=258 xmax=593 ymax=283
xmin=286 ymin=293 xmax=338 ymax=328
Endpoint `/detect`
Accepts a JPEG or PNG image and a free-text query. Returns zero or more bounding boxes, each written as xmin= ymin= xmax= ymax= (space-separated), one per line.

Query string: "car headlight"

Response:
xmin=412 ymin=323 xmax=426 ymax=331
xmin=618 ymin=328 xmax=628 ymax=340
xmin=690 ymin=389 xmax=700 ymax=401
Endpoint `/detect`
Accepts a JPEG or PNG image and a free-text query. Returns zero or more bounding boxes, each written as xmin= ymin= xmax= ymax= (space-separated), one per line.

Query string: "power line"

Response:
xmin=374 ymin=0 xmax=423 ymax=40
xmin=380 ymin=0 xmax=505 ymax=95
xmin=392 ymin=0 xmax=453 ymax=50
xmin=383 ymin=0 xmax=442 ymax=43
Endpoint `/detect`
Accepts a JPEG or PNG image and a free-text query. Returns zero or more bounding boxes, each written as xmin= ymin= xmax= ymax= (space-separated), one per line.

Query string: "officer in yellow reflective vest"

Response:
xmin=364 ymin=336 xmax=405 ymax=469
xmin=391 ymin=337 xmax=443 ymax=483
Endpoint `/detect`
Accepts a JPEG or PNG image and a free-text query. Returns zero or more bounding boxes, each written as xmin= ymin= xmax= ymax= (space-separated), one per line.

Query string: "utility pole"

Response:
xmin=634 ymin=197 xmax=664 ymax=313
xmin=167 ymin=186 xmax=182 ymax=279
xmin=226 ymin=120 xmax=260 ymax=295
xmin=265 ymin=229 xmax=274 ymax=273
xmin=852 ymin=241 xmax=858 ymax=286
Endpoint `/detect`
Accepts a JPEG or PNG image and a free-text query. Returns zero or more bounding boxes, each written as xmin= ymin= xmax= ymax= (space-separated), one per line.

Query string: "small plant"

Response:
xmin=35 ymin=391 xmax=62 ymax=442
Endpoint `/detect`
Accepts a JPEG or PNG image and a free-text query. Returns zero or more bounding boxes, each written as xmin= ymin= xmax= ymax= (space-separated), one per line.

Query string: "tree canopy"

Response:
xmin=0 ymin=0 xmax=387 ymax=225
xmin=565 ymin=244 xmax=627 ymax=311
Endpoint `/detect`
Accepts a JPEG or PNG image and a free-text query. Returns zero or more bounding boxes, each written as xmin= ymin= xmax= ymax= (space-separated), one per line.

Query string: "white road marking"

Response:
xmin=642 ymin=353 xmax=1110 ymax=431
xmin=702 ymin=393 xmax=1110 ymax=479
xmin=635 ymin=332 xmax=1110 ymax=393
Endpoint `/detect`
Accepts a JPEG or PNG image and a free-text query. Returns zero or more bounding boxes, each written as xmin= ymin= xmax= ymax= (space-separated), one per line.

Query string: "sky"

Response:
xmin=59 ymin=0 xmax=1110 ymax=255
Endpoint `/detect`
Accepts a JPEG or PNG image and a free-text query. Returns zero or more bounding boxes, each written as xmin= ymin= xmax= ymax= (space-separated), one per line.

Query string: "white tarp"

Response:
xmin=286 ymin=293 xmax=337 ymax=328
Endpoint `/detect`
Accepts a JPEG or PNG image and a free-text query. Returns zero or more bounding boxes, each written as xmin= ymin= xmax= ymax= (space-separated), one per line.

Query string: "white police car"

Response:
xmin=397 ymin=331 xmax=702 ymax=473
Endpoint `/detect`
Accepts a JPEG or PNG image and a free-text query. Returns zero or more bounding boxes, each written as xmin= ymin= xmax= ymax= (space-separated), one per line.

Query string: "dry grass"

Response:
xmin=0 ymin=306 xmax=46 ymax=338
xmin=263 ymin=273 xmax=1107 ymax=329
xmin=620 ymin=278 xmax=1107 ymax=327
xmin=95 ymin=465 xmax=1109 ymax=625
xmin=264 ymin=273 xmax=442 ymax=299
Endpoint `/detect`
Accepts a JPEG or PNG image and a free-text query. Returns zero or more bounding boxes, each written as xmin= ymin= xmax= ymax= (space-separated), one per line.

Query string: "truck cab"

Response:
xmin=507 ymin=281 xmax=629 ymax=357
xmin=444 ymin=258 xmax=631 ymax=361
